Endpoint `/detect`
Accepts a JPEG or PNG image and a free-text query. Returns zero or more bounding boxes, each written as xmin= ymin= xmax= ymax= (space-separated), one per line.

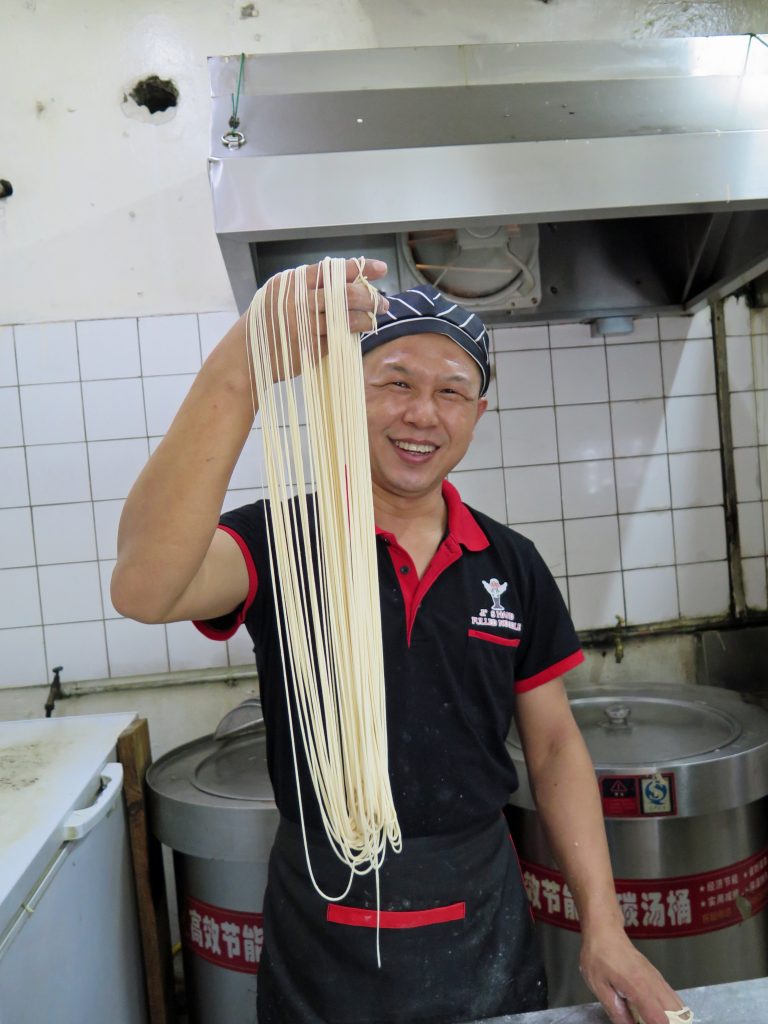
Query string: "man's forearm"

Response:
xmin=526 ymin=729 xmax=623 ymax=937
xmin=112 ymin=313 xmax=255 ymax=621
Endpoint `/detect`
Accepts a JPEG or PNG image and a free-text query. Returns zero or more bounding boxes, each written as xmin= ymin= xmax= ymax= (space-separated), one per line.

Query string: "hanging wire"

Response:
xmin=222 ymin=53 xmax=247 ymax=149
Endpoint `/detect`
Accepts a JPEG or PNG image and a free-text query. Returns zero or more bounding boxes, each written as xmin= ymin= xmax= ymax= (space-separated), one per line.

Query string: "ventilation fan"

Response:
xmin=397 ymin=224 xmax=541 ymax=312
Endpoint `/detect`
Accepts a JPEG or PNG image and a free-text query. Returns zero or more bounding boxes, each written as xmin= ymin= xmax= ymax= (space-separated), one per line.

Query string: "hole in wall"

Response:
xmin=122 ymin=75 xmax=179 ymax=124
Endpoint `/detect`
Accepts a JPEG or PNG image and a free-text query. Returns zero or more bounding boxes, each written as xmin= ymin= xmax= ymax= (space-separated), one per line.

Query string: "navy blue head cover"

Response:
xmin=360 ymin=285 xmax=490 ymax=397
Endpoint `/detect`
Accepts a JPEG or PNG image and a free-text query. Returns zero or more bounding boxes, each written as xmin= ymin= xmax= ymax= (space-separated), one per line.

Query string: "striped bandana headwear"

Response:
xmin=360 ymin=285 xmax=491 ymax=397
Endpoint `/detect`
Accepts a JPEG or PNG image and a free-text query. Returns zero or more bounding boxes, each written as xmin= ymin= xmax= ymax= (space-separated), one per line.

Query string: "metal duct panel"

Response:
xmin=208 ymin=37 xmax=768 ymax=320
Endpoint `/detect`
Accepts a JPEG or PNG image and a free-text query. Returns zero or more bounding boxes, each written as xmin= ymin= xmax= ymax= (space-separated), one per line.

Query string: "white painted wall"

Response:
xmin=2 ymin=1 xmax=767 ymax=325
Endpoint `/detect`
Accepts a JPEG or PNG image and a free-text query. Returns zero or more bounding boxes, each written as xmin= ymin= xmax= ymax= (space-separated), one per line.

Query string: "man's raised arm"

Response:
xmin=111 ymin=259 xmax=387 ymax=626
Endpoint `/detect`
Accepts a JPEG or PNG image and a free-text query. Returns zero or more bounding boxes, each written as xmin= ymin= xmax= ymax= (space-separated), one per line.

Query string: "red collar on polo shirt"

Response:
xmin=375 ymin=480 xmax=489 ymax=645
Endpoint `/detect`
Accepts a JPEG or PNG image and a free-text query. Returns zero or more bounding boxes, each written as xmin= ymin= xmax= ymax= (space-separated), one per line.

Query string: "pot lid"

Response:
xmin=506 ymin=684 xmax=768 ymax=817
xmin=570 ymin=694 xmax=741 ymax=766
xmin=146 ymin=711 xmax=278 ymax=860
xmin=193 ymin=731 xmax=274 ymax=801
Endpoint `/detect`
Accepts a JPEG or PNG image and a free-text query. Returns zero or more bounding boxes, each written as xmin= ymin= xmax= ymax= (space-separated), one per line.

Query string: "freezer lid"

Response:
xmin=0 ymin=713 xmax=137 ymax=939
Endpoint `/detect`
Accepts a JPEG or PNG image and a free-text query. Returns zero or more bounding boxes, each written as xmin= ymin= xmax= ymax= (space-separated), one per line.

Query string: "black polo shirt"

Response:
xmin=195 ymin=481 xmax=583 ymax=837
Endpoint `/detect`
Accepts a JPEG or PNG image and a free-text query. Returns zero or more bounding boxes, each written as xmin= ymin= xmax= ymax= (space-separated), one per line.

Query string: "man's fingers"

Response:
xmin=305 ymin=257 xmax=388 ymax=289
xmin=303 ymin=282 xmax=386 ymax=318
xmin=347 ymin=281 xmax=388 ymax=312
xmin=345 ymin=257 xmax=388 ymax=282
xmin=348 ymin=310 xmax=378 ymax=333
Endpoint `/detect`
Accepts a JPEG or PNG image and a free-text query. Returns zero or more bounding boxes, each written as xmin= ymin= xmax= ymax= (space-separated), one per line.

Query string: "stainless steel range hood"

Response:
xmin=208 ymin=36 xmax=768 ymax=325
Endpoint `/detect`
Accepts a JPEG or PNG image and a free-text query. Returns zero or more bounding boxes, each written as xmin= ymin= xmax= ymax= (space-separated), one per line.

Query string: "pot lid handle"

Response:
xmin=214 ymin=696 xmax=263 ymax=741
xmin=604 ymin=703 xmax=631 ymax=729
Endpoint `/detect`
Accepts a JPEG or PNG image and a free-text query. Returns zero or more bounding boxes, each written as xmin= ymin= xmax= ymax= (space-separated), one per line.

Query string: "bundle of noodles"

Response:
xmin=246 ymin=258 xmax=402 ymax=924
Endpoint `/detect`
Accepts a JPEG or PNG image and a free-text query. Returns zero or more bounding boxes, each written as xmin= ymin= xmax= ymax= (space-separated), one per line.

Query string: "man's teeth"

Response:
xmin=394 ymin=441 xmax=436 ymax=454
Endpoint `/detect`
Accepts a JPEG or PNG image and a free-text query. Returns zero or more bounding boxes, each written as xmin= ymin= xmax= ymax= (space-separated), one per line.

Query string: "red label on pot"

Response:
xmin=520 ymin=846 xmax=768 ymax=938
xmin=183 ymin=894 xmax=263 ymax=974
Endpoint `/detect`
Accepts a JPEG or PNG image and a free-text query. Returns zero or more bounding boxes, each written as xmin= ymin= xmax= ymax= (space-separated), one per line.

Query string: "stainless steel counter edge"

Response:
xmin=473 ymin=976 xmax=768 ymax=1023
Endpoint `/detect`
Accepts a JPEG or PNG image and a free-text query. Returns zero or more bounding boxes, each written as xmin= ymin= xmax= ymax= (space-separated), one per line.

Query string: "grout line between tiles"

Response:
xmin=602 ymin=335 xmax=627 ymax=624
xmin=12 ymin=323 xmax=50 ymax=680
xmin=546 ymin=325 xmax=570 ymax=609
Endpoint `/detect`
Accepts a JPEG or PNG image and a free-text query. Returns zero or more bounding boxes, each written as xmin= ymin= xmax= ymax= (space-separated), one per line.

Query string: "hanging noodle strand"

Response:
xmin=246 ymin=258 xmax=402 ymax=962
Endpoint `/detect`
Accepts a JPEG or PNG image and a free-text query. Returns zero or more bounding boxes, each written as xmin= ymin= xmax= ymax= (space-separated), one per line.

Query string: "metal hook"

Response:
xmin=221 ymin=129 xmax=246 ymax=149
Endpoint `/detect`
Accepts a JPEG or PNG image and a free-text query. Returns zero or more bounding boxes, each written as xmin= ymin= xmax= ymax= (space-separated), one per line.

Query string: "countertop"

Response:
xmin=475 ymin=976 xmax=768 ymax=1022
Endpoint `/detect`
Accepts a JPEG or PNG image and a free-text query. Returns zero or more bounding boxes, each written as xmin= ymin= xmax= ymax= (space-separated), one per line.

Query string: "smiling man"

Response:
xmin=113 ymin=259 xmax=683 ymax=1024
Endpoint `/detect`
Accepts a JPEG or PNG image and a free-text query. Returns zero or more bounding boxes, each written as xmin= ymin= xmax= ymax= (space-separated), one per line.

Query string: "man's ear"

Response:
xmin=474 ymin=397 xmax=488 ymax=426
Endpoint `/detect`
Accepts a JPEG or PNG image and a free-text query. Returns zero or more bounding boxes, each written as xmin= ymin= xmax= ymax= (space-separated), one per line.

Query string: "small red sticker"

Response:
xmin=599 ymin=772 xmax=676 ymax=818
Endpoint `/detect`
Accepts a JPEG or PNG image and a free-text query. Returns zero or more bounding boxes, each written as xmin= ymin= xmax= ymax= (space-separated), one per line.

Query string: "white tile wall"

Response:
xmin=0 ymin=626 xmax=47 ymax=686
xmin=607 ymin=343 xmax=663 ymax=401
xmin=551 ymin=347 xmax=608 ymax=404
xmin=138 ymin=315 xmax=202 ymax=376
xmin=614 ymin=455 xmax=670 ymax=513
xmin=555 ymin=405 xmax=612 ymax=462
xmin=0 ymin=448 xmax=30 ymax=508
xmin=665 ymin=395 xmax=720 ymax=452
xmin=15 ymin=322 xmax=79 ymax=384
xmin=38 ymin=562 xmax=103 ymax=624
xmin=500 ymin=407 xmax=558 ymax=466
xmin=44 ymin=621 xmax=109 ymax=682
xmin=0 ymin=508 xmax=36 ymax=568
xmin=0 ymin=388 xmax=24 ymax=446
xmin=88 ymin=438 xmax=149 ymax=500
xmin=32 ymin=503 xmax=97 ymax=564
xmin=26 ymin=443 xmax=92 ymax=505
xmin=611 ymin=399 xmax=667 ymax=457
xmin=105 ymin=618 xmax=169 ymax=676
xmin=82 ymin=379 xmax=147 ymax=440
xmin=505 ymin=465 xmax=562 ymax=523
xmin=199 ymin=311 xmax=239 ymax=360
xmin=0 ymin=568 xmax=41 ymax=628
xmin=77 ymin=318 xmax=142 ymax=380
xmin=564 ymin=516 xmax=621 ymax=575
xmin=458 ymin=411 xmax=502 ymax=471
xmin=661 ymin=339 xmax=716 ymax=397
xmin=560 ymin=460 xmax=616 ymax=518
xmin=668 ymin=451 xmax=723 ymax=508
xmin=0 ymin=312 xmax=260 ymax=688
xmin=0 ymin=301 xmax=762 ymax=685
xmin=727 ymin=298 xmax=768 ymax=611
xmin=0 ymin=327 xmax=17 ymax=385
xmin=495 ymin=350 xmax=553 ymax=408
xmin=446 ymin=469 xmax=506 ymax=523
xmin=619 ymin=511 xmax=675 ymax=570
xmin=143 ymin=374 xmax=197 ymax=435
xmin=624 ymin=566 xmax=679 ymax=624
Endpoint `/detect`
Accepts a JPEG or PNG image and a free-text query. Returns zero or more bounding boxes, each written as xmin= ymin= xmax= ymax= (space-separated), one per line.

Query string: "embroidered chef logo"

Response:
xmin=472 ymin=578 xmax=522 ymax=632
xmin=483 ymin=577 xmax=507 ymax=610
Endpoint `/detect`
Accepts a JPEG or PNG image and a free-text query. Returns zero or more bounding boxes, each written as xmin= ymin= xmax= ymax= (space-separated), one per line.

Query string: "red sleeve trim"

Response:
xmin=326 ymin=901 xmax=465 ymax=930
xmin=192 ymin=525 xmax=258 ymax=641
xmin=515 ymin=649 xmax=585 ymax=693
xmin=468 ymin=629 xmax=520 ymax=648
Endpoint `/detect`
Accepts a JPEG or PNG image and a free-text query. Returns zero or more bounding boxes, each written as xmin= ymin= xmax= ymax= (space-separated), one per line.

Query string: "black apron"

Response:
xmin=257 ymin=814 xmax=547 ymax=1024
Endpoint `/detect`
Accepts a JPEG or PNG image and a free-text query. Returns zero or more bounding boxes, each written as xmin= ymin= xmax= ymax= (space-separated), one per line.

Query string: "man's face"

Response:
xmin=363 ymin=332 xmax=487 ymax=501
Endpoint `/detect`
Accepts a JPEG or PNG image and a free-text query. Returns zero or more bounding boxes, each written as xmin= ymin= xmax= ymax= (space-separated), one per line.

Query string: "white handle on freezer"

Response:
xmin=61 ymin=762 xmax=124 ymax=841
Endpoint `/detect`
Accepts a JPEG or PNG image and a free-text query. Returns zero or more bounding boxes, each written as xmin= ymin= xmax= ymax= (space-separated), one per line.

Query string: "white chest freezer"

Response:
xmin=0 ymin=712 xmax=148 ymax=1024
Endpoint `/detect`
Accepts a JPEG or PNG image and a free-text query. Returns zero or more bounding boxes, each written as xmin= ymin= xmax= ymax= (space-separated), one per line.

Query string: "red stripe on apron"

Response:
xmin=326 ymin=901 xmax=466 ymax=929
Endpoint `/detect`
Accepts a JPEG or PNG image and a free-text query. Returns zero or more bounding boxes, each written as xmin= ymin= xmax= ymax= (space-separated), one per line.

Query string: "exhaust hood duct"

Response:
xmin=399 ymin=224 xmax=542 ymax=312
xmin=208 ymin=37 xmax=768 ymax=324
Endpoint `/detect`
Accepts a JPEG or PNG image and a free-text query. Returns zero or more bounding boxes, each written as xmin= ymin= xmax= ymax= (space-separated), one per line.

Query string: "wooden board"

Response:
xmin=118 ymin=719 xmax=176 ymax=1024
